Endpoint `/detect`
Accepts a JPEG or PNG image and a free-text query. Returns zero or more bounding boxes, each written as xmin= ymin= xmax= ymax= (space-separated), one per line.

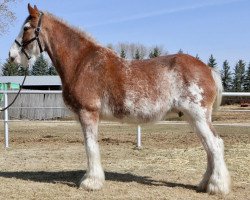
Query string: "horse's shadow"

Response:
xmin=0 ymin=170 xmax=198 ymax=192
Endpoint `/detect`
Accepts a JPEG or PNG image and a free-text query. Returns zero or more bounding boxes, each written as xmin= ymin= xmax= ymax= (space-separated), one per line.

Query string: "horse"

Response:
xmin=9 ymin=4 xmax=230 ymax=195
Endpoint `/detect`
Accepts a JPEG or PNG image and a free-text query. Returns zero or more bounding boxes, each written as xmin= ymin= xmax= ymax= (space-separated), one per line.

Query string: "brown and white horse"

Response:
xmin=9 ymin=4 xmax=230 ymax=195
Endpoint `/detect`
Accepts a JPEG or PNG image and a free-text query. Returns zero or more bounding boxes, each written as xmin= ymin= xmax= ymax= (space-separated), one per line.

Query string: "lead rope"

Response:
xmin=0 ymin=67 xmax=28 ymax=112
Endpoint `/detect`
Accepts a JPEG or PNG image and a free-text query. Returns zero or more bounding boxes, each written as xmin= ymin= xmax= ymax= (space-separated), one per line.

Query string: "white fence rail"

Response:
xmin=222 ymin=92 xmax=250 ymax=97
xmin=1 ymin=90 xmax=250 ymax=148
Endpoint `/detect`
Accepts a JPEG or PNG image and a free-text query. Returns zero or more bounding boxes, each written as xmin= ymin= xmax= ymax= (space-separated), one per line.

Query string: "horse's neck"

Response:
xmin=43 ymin=15 xmax=98 ymax=84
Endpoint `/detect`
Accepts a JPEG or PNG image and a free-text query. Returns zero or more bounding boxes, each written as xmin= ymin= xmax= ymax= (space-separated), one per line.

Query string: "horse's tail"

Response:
xmin=211 ymin=68 xmax=223 ymax=111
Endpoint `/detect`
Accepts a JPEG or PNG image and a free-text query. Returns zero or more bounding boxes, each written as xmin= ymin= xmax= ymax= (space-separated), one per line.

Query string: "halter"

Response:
xmin=15 ymin=12 xmax=44 ymax=60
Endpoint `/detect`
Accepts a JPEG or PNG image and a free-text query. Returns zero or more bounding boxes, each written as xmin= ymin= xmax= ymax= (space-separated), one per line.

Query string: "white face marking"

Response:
xmin=9 ymin=20 xmax=40 ymax=67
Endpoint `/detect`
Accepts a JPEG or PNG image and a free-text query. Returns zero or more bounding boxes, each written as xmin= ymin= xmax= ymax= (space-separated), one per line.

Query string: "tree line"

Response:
xmin=107 ymin=43 xmax=166 ymax=59
xmin=207 ymin=54 xmax=250 ymax=92
xmin=1 ymin=54 xmax=57 ymax=76
xmin=1 ymin=43 xmax=249 ymax=92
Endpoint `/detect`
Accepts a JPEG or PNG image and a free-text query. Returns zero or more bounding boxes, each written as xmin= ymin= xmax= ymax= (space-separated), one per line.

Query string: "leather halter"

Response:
xmin=15 ymin=12 xmax=44 ymax=60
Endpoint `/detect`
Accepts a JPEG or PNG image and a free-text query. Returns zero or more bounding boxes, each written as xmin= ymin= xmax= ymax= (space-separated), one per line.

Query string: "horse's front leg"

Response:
xmin=78 ymin=109 xmax=105 ymax=190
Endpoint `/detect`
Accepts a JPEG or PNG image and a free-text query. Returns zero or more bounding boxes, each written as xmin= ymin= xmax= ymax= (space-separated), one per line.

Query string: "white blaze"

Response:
xmin=9 ymin=21 xmax=40 ymax=67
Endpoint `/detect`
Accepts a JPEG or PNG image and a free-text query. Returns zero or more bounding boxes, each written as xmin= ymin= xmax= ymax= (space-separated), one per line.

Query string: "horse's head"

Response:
xmin=9 ymin=4 xmax=45 ymax=67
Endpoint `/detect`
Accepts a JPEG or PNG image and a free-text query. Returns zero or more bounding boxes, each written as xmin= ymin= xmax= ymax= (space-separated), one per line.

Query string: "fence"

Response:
xmin=0 ymin=90 xmax=71 ymax=120
xmin=0 ymin=90 xmax=250 ymax=148
xmin=0 ymin=90 xmax=72 ymax=148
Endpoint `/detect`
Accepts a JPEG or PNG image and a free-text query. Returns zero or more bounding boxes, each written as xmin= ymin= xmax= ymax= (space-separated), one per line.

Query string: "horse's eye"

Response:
xmin=23 ymin=27 xmax=29 ymax=31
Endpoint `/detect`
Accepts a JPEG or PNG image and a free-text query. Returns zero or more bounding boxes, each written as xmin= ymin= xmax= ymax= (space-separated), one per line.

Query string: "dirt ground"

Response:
xmin=0 ymin=107 xmax=249 ymax=200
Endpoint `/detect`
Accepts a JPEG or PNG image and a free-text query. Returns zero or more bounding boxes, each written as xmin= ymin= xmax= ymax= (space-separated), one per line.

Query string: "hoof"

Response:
xmin=198 ymin=161 xmax=231 ymax=196
xmin=207 ymin=180 xmax=230 ymax=196
xmin=79 ymin=175 xmax=105 ymax=190
xmin=197 ymin=179 xmax=209 ymax=192
xmin=199 ymin=174 xmax=231 ymax=196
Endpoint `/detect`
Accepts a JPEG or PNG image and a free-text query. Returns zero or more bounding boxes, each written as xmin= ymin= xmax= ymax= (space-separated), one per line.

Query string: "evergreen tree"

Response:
xmin=31 ymin=54 xmax=49 ymax=75
xmin=220 ymin=60 xmax=232 ymax=92
xmin=232 ymin=60 xmax=246 ymax=92
xmin=134 ymin=49 xmax=141 ymax=60
xmin=47 ymin=64 xmax=58 ymax=75
xmin=243 ymin=63 xmax=250 ymax=92
xmin=178 ymin=49 xmax=184 ymax=54
xmin=207 ymin=54 xmax=217 ymax=68
xmin=149 ymin=46 xmax=161 ymax=58
xmin=18 ymin=65 xmax=29 ymax=76
xmin=120 ymin=48 xmax=126 ymax=58
xmin=1 ymin=58 xmax=19 ymax=76
xmin=195 ymin=54 xmax=200 ymax=60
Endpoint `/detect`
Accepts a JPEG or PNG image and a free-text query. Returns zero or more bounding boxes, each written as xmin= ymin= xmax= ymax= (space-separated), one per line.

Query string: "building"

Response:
xmin=0 ymin=76 xmax=71 ymax=120
xmin=0 ymin=76 xmax=62 ymax=90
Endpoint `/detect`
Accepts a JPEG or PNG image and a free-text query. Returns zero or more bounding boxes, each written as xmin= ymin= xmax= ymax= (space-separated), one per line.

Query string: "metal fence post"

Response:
xmin=137 ymin=125 xmax=142 ymax=149
xmin=4 ymin=92 xmax=9 ymax=148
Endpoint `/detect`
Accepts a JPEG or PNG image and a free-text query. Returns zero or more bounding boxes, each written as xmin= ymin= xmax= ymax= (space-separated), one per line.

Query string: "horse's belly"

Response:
xmin=100 ymin=98 xmax=171 ymax=124
xmin=126 ymin=99 xmax=170 ymax=123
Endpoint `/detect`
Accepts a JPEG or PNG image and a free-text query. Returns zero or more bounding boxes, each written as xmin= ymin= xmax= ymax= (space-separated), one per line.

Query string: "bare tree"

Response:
xmin=0 ymin=0 xmax=20 ymax=35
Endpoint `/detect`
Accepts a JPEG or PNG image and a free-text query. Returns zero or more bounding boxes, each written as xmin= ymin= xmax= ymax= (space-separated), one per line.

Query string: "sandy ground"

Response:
xmin=0 ymin=106 xmax=249 ymax=200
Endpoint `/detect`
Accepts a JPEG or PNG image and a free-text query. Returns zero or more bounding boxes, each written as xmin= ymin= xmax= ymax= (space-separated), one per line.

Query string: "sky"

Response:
xmin=0 ymin=0 xmax=250 ymax=70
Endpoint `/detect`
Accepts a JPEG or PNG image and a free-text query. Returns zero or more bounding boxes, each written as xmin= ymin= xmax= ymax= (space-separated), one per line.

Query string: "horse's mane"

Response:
xmin=45 ymin=12 xmax=120 ymax=58
xmin=45 ymin=12 xmax=98 ymax=45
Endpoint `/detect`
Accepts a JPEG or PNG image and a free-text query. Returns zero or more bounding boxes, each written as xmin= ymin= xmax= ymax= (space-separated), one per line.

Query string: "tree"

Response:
xmin=220 ymin=60 xmax=232 ymax=92
xmin=131 ymin=44 xmax=147 ymax=60
xmin=178 ymin=49 xmax=184 ymax=54
xmin=112 ymin=42 xmax=167 ymax=60
xmin=0 ymin=0 xmax=20 ymax=35
xmin=149 ymin=46 xmax=161 ymax=58
xmin=243 ymin=63 xmax=250 ymax=92
xmin=18 ymin=65 xmax=29 ymax=76
xmin=1 ymin=58 xmax=19 ymax=75
xmin=31 ymin=54 xmax=49 ymax=75
xmin=120 ymin=48 xmax=126 ymax=59
xmin=134 ymin=48 xmax=141 ymax=60
xmin=207 ymin=54 xmax=217 ymax=68
xmin=195 ymin=54 xmax=200 ymax=60
xmin=47 ymin=64 xmax=58 ymax=75
xmin=232 ymin=60 xmax=246 ymax=92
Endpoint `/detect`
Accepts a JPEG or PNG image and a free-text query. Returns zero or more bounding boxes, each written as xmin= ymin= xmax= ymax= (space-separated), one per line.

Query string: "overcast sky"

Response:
xmin=0 ymin=0 xmax=249 ymax=69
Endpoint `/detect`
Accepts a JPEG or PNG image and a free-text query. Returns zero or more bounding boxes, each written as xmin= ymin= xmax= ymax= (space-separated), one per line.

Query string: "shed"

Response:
xmin=0 ymin=76 xmax=62 ymax=90
xmin=0 ymin=76 xmax=71 ymax=119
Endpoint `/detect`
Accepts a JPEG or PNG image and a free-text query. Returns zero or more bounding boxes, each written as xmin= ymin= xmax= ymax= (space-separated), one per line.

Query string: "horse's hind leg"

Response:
xmin=185 ymin=106 xmax=231 ymax=195
xmin=78 ymin=109 xmax=105 ymax=190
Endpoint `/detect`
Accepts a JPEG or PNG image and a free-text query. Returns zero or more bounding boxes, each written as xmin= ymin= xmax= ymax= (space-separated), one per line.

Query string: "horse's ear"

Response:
xmin=34 ymin=5 xmax=39 ymax=12
xmin=28 ymin=3 xmax=39 ymax=18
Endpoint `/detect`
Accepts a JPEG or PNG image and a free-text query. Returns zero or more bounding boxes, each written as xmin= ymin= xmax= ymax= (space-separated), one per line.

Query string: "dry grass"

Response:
xmin=165 ymin=105 xmax=250 ymax=123
xmin=0 ymin=117 xmax=249 ymax=200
